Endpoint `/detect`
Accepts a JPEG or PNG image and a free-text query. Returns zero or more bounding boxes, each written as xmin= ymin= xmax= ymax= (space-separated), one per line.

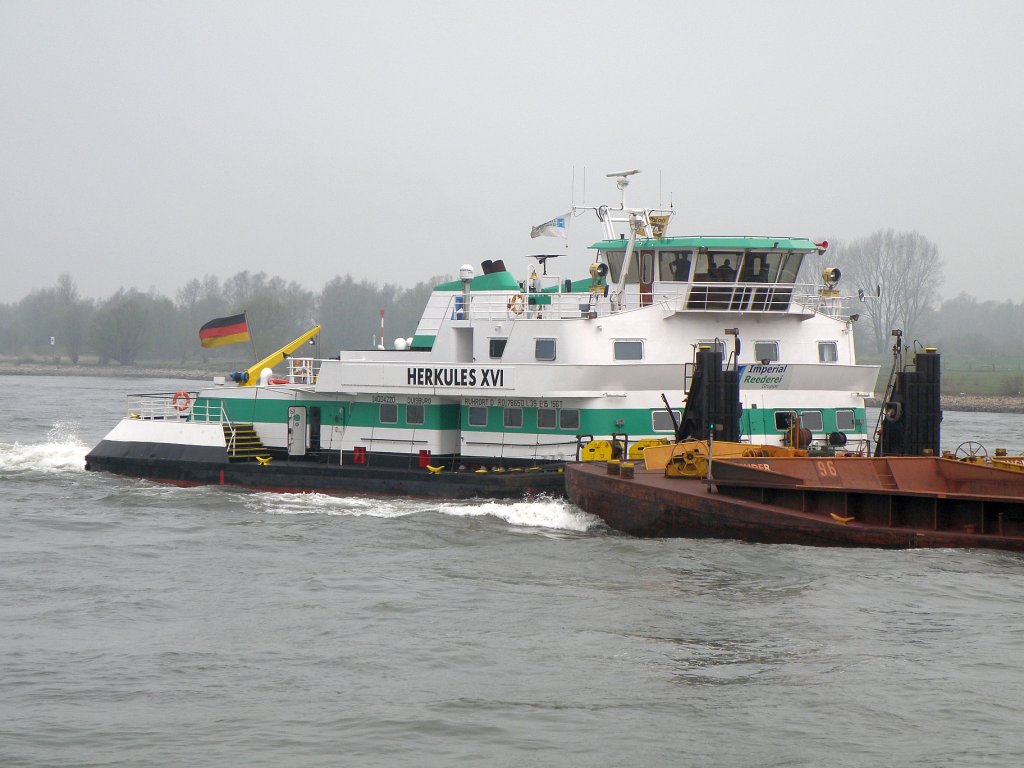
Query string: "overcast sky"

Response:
xmin=2 ymin=0 xmax=1022 ymax=305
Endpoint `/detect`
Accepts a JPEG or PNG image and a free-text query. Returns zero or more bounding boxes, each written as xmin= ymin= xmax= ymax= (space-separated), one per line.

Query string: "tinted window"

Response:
xmin=836 ymin=409 xmax=856 ymax=431
xmin=614 ymin=340 xmax=643 ymax=361
xmin=504 ymin=408 xmax=523 ymax=428
xmin=653 ymin=410 xmax=681 ymax=432
xmin=537 ymin=408 xmax=557 ymax=429
xmin=379 ymin=404 xmax=398 ymax=424
xmin=535 ymin=339 xmax=556 ymax=361
xmin=406 ymin=404 xmax=425 ymax=425
xmin=559 ymin=409 xmax=580 ymax=430
xmin=800 ymin=410 xmax=824 ymax=431
xmin=489 ymin=338 xmax=507 ymax=358
xmin=468 ymin=406 xmax=487 ymax=427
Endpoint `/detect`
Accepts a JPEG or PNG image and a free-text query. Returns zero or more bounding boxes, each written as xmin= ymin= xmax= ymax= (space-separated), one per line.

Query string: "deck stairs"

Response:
xmin=873 ymin=462 xmax=899 ymax=490
xmin=224 ymin=423 xmax=269 ymax=462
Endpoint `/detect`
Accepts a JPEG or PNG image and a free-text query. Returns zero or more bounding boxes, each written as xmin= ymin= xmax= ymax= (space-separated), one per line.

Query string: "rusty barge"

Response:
xmin=566 ymin=342 xmax=1024 ymax=550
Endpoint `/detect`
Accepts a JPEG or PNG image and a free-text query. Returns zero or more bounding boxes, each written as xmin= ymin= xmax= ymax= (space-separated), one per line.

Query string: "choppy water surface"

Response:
xmin=2 ymin=375 xmax=1023 ymax=767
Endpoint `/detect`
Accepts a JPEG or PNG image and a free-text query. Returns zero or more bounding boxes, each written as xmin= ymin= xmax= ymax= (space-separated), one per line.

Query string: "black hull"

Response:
xmin=85 ymin=452 xmax=565 ymax=500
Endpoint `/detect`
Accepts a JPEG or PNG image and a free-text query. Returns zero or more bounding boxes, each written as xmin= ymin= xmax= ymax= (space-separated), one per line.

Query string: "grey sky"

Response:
xmin=2 ymin=0 xmax=1022 ymax=305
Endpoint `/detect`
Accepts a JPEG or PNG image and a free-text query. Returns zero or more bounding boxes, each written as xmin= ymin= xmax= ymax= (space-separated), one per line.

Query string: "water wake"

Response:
xmin=245 ymin=491 xmax=601 ymax=532
xmin=0 ymin=422 xmax=87 ymax=474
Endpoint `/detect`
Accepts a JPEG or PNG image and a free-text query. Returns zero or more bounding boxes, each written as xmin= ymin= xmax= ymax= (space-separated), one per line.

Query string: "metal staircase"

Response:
xmin=224 ymin=423 xmax=269 ymax=461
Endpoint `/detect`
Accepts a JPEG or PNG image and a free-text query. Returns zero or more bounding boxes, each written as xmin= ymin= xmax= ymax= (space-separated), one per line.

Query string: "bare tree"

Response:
xmin=829 ymin=230 xmax=944 ymax=353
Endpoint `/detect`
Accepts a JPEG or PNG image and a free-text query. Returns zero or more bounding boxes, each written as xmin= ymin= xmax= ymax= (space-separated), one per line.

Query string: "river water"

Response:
xmin=2 ymin=375 xmax=1024 ymax=767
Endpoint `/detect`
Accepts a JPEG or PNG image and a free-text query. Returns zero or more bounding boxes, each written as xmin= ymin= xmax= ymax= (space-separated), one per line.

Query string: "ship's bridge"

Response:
xmin=592 ymin=236 xmax=841 ymax=316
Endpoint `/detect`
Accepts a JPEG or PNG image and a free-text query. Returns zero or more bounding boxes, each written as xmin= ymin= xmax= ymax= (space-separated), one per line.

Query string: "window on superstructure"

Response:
xmin=697 ymin=340 xmax=727 ymax=357
xmin=836 ymin=409 xmax=856 ymax=431
xmin=406 ymin=404 xmax=425 ymax=425
xmin=489 ymin=338 xmax=507 ymax=358
xmin=659 ymin=250 xmax=693 ymax=282
xmin=504 ymin=408 xmax=523 ymax=428
xmin=535 ymin=338 xmax=556 ymax=361
xmin=818 ymin=341 xmax=838 ymax=363
xmin=777 ymin=252 xmax=805 ymax=283
xmin=753 ymin=341 xmax=779 ymax=363
xmin=800 ymin=411 xmax=824 ymax=432
xmin=559 ymin=409 xmax=580 ymax=430
xmin=603 ymin=250 xmax=637 ymax=284
xmin=614 ymin=340 xmax=644 ymax=361
xmin=652 ymin=410 xmax=682 ymax=432
xmin=379 ymin=404 xmax=398 ymax=424
xmin=537 ymin=408 xmax=557 ymax=429
xmin=774 ymin=411 xmax=797 ymax=431
xmin=468 ymin=407 xmax=487 ymax=427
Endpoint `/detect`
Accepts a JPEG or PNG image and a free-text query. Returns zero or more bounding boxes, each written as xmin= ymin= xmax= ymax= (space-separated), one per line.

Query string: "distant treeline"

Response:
xmin=1 ymin=270 xmax=1021 ymax=369
xmin=0 ymin=272 xmax=442 ymax=365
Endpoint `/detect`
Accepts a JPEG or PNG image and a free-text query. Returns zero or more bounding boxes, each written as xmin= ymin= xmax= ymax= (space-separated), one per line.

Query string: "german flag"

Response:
xmin=199 ymin=313 xmax=251 ymax=348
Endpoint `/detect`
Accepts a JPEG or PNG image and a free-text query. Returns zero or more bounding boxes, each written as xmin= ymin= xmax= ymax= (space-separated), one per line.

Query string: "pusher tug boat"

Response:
xmin=86 ymin=170 xmax=878 ymax=498
xmin=566 ymin=345 xmax=1024 ymax=550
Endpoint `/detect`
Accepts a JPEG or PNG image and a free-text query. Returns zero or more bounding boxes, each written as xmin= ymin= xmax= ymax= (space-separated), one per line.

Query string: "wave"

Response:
xmin=0 ymin=423 xmax=88 ymax=474
xmin=245 ymin=491 xmax=602 ymax=532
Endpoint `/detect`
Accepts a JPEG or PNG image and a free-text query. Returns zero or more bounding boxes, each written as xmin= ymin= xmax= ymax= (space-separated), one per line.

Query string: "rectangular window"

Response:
xmin=537 ymin=408 xmax=557 ymax=429
xmin=614 ymin=340 xmax=644 ymax=361
xmin=775 ymin=411 xmax=796 ymax=430
xmin=800 ymin=410 xmax=824 ymax=431
xmin=559 ymin=409 xmax=580 ymax=430
xmin=535 ymin=338 xmax=556 ymax=361
xmin=818 ymin=341 xmax=839 ymax=363
xmin=753 ymin=341 xmax=779 ymax=362
xmin=836 ymin=409 xmax=856 ymax=431
xmin=406 ymin=404 xmax=425 ymax=425
xmin=489 ymin=338 xmax=507 ymax=358
xmin=697 ymin=340 xmax=726 ymax=356
xmin=504 ymin=408 xmax=523 ymax=428
xmin=468 ymin=406 xmax=487 ymax=427
xmin=652 ymin=410 xmax=681 ymax=432
xmin=659 ymin=250 xmax=692 ymax=282
xmin=379 ymin=403 xmax=398 ymax=424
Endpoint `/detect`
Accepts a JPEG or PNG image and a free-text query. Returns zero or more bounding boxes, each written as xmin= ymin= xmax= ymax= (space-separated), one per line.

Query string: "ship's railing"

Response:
xmin=126 ymin=391 xmax=229 ymax=424
xmin=285 ymin=357 xmax=319 ymax=385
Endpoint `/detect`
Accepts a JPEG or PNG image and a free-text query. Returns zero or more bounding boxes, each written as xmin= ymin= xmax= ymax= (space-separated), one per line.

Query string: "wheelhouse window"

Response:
xmin=800 ymin=410 xmax=824 ymax=431
xmin=489 ymin=338 xmax=507 ymax=359
xmin=777 ymin=252 xmax=805 ymax=283
xmin=503 ymin=408 xmax=523 ymax=428
xmin=818 ymin=341 xmax=839 ymax=363
xmin=379 ymin=403 xmax=398 ymax=424
xmin=406 ymin=404 xmax=425 ymax=425
xmin=836 ymin=409 xmax=856 ymax=431
xmin=753 ymin=341 xmax=779 ymax=363
xmin=468 ymin=406 xmax=487 ymax=427
xmin=653 ymin=410 xmax=681 ymax=432
xmin=695 ymin=250 xmax=741 ymax=282
xmin=659 ymin=250 xmax=693 ymax=282
xmin=603 ymin=250 xmax=637 ymax=284
xmin=535 ymin=338 xmax=556 ymax=361
xmin=614 ymin=340 xmax=644 ymax=361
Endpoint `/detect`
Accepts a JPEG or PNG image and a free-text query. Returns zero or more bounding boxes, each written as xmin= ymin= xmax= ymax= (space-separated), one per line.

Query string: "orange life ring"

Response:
xmin=172 ymin=391 xmax=192 ymax=411
xmin=507 ymin=293 xmax=525 ymax=316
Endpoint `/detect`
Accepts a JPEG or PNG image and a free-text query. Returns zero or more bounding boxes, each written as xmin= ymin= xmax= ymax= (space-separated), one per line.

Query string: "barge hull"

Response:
xmin=565 ymin=463 xmax=1024 ymax=551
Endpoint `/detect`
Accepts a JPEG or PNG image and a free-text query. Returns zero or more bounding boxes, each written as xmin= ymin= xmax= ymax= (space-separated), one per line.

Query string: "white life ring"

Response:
xmin=507 ymin=293 xmax=526 ymax=316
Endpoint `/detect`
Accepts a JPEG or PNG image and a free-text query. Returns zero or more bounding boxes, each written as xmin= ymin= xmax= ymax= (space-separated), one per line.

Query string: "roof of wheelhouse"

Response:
xmin=590 ymin=236 xmax=821 ymax=251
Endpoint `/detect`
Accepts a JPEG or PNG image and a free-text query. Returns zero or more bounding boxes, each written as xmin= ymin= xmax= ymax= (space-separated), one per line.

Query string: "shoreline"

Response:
xmin=3 ymin=362 xmax=1023 ymax=414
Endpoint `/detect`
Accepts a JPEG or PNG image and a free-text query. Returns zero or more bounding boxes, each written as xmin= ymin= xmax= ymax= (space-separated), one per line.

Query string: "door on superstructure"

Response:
xmin=288 ymin=406 xmax=307 ymax=456
xmin=309 ymin=406 xmax=321 ymax=451
xmin=639 ymin=250 xmax=655 ymax=307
